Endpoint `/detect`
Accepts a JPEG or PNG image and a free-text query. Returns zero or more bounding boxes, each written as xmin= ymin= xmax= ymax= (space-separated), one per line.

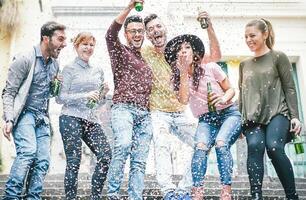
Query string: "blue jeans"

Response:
xmin=192 ymin=105 xmax=241 ymax=187
xmin=59 ymin=115 xmax=112 ymax=200
xmin=107 ymin=103 xmax=153 ymax=200
xmin=3 ymin=110 xmax=51 ymax=200
xmin=151 ymin=110 xmax=194 ymax=196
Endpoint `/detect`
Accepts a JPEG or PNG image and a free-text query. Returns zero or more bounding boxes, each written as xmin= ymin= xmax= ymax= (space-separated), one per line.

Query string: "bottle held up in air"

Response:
xmin=134 ymin=2 xmax=143 ymax=12
xmin=197 ymin=8 xmax=209 ymax=29
xmin=198 ymin=17 xmax=209 ymax=29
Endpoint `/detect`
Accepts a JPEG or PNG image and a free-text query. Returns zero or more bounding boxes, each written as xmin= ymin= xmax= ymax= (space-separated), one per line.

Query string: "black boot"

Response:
xmin=286 ymin=192 xmax=299 ymax=200
xmin=251 ymin=192 xmax=263 ymax=200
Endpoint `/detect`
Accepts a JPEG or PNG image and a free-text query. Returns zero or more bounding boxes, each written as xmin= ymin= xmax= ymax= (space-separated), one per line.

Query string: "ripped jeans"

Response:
xmin=191 ymin=105 xmax=241 ymax=187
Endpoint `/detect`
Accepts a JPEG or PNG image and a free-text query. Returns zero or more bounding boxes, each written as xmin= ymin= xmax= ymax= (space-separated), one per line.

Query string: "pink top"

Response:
xmin=189 ymin=62 xmax=233 ymax=118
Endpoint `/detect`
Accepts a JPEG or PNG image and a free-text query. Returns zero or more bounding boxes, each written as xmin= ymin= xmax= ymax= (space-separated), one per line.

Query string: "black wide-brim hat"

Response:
xmin=164 ymin=34 xmax=205 ymax=65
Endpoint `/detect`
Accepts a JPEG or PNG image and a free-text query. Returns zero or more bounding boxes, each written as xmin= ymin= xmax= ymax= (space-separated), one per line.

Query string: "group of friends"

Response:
xmin=1 ymin=0 xmax=303 ymax=199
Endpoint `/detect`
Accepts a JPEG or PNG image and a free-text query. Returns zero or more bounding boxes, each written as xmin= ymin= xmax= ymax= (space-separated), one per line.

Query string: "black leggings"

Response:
xmin=244 ymin=115 xmax=298 ymax=199
xmin=59 ymin=115 xmax=112 ymax=200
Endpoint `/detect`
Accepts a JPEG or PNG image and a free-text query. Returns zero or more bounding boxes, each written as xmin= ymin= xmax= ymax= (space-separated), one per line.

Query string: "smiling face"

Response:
xmin=45 ymin=30 xmax=67 ymax=59
xmin=245 ymin=25 xmax=268 ymax=53
xmin=124 ymin=22 xmax=145 ymax=51
xmin=75 ymin=38 xmax=95 ymax=62
xmin=145 ymin=18 xmax=167 ymax=49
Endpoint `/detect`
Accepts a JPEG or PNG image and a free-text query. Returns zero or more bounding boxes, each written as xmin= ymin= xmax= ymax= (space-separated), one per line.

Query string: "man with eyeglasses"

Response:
xmin=2 ymin=21 xmax=67 ymax=199
xmin=105 ymin=0 xmax=153 ymax=199
xmin=141 ymin=13 xmax=222 ymax=200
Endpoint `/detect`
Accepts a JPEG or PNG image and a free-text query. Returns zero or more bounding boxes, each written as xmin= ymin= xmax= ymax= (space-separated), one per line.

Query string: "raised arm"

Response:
xmin=116 ymin=0 xmax=143 ymax=24
xmin=198 ymin=11 xmax=222 ymax=64
xmin=106 ymin=0 xmax=144 ymax=40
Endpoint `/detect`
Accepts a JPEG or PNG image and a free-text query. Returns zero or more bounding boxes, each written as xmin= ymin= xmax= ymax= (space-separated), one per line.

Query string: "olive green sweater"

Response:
xmin=239 ymin=50 xmax=299 ymax=125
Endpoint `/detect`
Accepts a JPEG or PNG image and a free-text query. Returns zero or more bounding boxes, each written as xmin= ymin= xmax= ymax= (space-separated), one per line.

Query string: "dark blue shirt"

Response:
xmin=24 ymin=45 xmax=58 ymax=113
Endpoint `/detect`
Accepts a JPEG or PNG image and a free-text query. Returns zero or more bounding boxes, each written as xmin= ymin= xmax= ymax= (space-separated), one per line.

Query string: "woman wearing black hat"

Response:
xmin=164 ymin=34 xmax=241 ymax=200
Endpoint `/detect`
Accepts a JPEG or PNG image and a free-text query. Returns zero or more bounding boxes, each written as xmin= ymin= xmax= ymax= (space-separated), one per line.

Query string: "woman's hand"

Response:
xmin=177 ymin=53 xmax=192 ymax=75
xmin=101 ymin=83 xmax=110 ymax=97
xmin=290 ymin=118 xmax=302 ymax=135
xmin=197 ymin=11 xmax=211 ymax=27
xmin=87 ymin=90 xmax=100 ymax=101
xmin=210 ymin=92 xmax=226 ymax=106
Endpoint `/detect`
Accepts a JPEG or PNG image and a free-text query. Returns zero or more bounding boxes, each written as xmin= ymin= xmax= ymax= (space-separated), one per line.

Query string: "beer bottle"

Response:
xmin=293 ymin=135 xmax=304 ymax=154
xmin=134 ymin=2 xmax=143 ymax=12
xmin=197 ymin=7 xmax=209 ymax=29
xmin=198 ymin=17 xmax=209 ymax=29
xmin=87 ymin=83 xmax=104 ymax=109
xmin=207 ymin=82 xmax=216 ymax=112
xmin=50 ymin=73 xmax=61 ymax=97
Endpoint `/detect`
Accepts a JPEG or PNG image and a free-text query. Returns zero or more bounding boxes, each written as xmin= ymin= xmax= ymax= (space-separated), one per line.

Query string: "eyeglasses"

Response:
xmin=126 ymin=29 xmax=145 ymax=35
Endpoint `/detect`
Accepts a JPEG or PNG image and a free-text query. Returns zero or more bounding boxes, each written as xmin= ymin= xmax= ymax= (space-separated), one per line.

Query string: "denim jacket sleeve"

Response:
xmin=2 ymin=53 xmax=32 ymax=122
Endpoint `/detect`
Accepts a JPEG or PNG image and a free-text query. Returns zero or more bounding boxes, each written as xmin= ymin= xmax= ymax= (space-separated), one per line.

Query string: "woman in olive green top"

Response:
xmin=239 ymin=19 xmax=302 ymax=200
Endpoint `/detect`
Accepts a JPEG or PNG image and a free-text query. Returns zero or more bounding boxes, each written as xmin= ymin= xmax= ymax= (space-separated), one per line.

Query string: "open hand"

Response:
xmin=87 ymin=90 xmax=100 ymax=101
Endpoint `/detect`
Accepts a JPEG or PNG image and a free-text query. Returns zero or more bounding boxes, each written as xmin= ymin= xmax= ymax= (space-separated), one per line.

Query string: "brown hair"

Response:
xmin=124 ymin=15 xmax=143 ymax=31
xmin=72 ymin=32 xmax=96 ymax=48
xmin=144 ymin=13 xmax=158 ymax=29
xmin=246 ymin=18 xmax=275 ymax=49
xmin=40 ymin=21 xmax=66 ymax=42
xmin=171 ymin=53 xmax=203 ymax=91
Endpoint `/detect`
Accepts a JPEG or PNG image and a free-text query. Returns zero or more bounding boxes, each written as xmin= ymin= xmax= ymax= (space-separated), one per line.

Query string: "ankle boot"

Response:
xmin=191 ymin=186 xmax=204 ymax=200
xmin=252 ymin=193 xmax=263 ymax=200
xmin=220 ymin=185 xmax=232 ymax=200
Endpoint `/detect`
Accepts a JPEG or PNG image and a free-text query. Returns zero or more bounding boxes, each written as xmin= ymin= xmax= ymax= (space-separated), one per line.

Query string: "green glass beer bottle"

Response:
xmin=134 ymin=2 xmax=143 ymax=12
xmin=50 ymin=77 xmax=61 ymax=97
xmin=86 ymin=99 xmax=97 ymax=109
xmin=207 ymin=82 xmax=216 ymax=112
xmin=86 ymin=84 xmax=104 ymax=109
xmin=293 ymin=135 xmax=304 ymax=154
